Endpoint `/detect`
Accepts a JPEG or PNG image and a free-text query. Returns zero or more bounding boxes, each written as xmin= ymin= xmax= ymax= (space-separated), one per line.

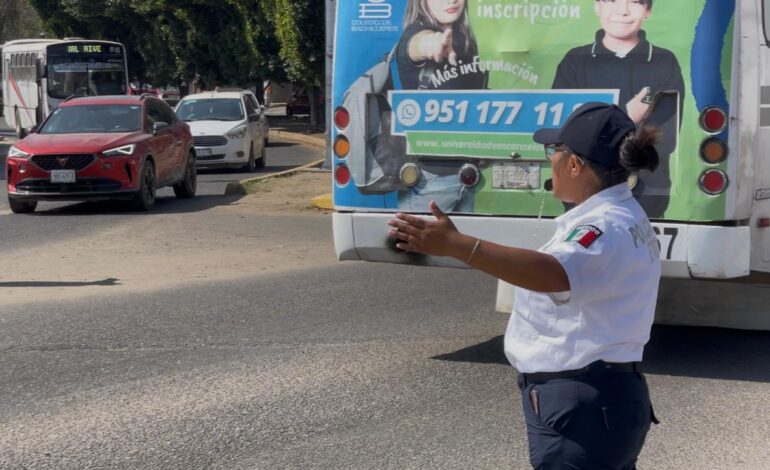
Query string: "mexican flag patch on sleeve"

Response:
xmin=565 ymin=225 xmax=603 ymax=248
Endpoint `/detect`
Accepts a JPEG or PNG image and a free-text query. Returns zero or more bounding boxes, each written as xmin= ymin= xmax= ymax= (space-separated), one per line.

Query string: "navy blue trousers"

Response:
xmin=517 ymin=363 xmax=656 ymax=469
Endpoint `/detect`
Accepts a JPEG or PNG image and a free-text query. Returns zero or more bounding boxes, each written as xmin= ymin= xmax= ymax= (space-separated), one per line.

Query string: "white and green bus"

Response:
xmin=331 ymin=0 xmax=770 ymax=328
xmin=2 ymin=38 xmax=128 ymax=138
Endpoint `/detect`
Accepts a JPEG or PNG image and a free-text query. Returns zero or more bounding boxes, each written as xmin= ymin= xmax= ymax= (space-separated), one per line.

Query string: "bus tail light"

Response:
xmin=459 ymin=164 xmax=480 ymax=187
xmin=757 ymin=217 xmax=770 ymax=228
xmin=334 ymin=107 xmax=350 ymax=130
xmin=699 ymin=169 xmax=728 ymax=195
xmin=700 ymin=137 xmax=727 ymax=164
xmin=334 ymin=136 xmax=350 ymax=158
xmin=335 ymin=164 xmax=350 ymax=186
xmin=700 ymin=106 xmax=727 ymax=133
xmin=399 ymin=163 xmax=420 ymax=187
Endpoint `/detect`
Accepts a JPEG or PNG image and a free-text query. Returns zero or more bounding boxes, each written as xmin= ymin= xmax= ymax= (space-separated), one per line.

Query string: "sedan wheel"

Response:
xmin=173 ymin=152 xmax=197 ymax=198
xmin=243 ymin=143 xmax=257 ymax=172
xmin=131 ymin=162 xmax=156 ymax=211
xmin=256 ymin=144 xmax=266 ymax=168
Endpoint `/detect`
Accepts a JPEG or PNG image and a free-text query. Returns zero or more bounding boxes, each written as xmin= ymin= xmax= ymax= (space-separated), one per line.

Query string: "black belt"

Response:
xmin=521 ymin=361 xmax=641 ymax=385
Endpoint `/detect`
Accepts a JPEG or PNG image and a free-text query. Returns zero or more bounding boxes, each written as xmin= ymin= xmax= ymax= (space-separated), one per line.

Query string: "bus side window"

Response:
xmin=763 ymin=0 xmax=770 ymax=45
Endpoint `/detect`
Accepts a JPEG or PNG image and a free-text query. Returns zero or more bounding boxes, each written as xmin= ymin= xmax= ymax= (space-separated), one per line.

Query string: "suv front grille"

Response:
xmin=194 ymin=136 xmax=228 ymax=147
xmin=32 ymin=154 xmax=95 ymax=171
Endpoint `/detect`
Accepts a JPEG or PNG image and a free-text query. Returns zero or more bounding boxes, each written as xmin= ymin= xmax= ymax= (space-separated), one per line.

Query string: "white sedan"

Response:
xmin=175 ymin=90 xmax=269 ymax=171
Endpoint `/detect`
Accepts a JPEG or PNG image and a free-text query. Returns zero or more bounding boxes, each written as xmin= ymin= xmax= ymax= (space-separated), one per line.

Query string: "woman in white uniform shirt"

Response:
xmin=388 ymin=102 xmax=661 ymax=469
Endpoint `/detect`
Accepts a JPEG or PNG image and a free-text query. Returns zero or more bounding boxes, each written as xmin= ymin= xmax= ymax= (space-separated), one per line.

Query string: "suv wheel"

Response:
xmin=8 ymin=197 xmax=37 ymax=214
xmin=131 ymin=161 xmax=156 ymax=211
xmin=173 ymin=151 xmax=197 ymax=198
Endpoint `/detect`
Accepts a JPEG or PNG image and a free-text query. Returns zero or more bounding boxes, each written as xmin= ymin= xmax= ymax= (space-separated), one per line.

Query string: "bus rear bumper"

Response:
xmin=333 ymin=212 xmax=750 ymax=279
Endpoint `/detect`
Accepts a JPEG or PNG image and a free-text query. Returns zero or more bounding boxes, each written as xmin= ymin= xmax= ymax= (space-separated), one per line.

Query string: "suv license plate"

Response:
xmin=50 ymin=170 xmax=76 ymax=183
xmin=196 ymin=148 xmax=212 ymax=157
xmin=491 ymin=162 xmax=540 ymax=190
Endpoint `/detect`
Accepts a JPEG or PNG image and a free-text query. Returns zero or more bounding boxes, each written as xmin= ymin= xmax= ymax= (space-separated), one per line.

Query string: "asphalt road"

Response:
xmin=0 ymin=134 xmax=320 ymax=213
xmin=1 ymin=257 xmax=770 ymax=468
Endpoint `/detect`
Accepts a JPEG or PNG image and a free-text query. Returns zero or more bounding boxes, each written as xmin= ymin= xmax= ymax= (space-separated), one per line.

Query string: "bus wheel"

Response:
xmin=8 ymin=198 xmax=37 ymax=214
xmin=14 ymin=109 xmax=27 ymax=139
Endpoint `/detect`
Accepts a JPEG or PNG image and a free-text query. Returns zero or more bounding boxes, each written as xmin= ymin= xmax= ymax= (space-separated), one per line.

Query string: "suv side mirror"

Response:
xmin=248 ymin=113 xmax=259 ymax=122
xmin=152 ymin=121 xmax=170 ymax=134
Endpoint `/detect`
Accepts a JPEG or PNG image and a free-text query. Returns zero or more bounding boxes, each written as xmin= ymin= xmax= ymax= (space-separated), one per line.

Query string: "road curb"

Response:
xmin=310 ymin=193 xmax=333 ymax=210
xmin=271 ymin=130 xmax=325 ymax=149
xmin=225 ymin=158 xmax=326 ymax=195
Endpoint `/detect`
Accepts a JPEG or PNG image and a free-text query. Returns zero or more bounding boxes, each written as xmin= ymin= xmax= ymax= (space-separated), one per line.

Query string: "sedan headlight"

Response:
xmin=8 ymin=146 xmax=30 ymax=159
xmin=225 ymin=125 xmax=247 ymax=140
xmin=103 ymin=144 xmax=136 ymax=156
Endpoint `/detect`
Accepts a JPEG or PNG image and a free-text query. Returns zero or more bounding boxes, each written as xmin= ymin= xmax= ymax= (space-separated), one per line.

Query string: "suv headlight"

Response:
xmin=103 ymin=144 xmax=136 ymax=156
xmin=8 ymin=146 xmax=30 ymax=159
xmin=225 ymin=125 xmax=247 ymax=140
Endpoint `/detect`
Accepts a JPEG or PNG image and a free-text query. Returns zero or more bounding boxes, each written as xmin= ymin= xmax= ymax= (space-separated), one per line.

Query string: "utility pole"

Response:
xmin=324 ymin=0 xmax=335 ymax=169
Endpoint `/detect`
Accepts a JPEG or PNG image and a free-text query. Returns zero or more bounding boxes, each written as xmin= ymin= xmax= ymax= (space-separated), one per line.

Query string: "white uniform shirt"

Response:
xmin=504 ymin=183 xmax=661 ymax=373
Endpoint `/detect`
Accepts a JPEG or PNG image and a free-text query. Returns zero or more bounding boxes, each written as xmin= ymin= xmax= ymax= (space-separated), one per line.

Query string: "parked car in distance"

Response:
xmin=5 ymin=95 xmax=196 ymax=214
xmin=285 ymin=87 xmax=324 ymax=116
xmin=175 ymin=89 xmax=269 ymax=172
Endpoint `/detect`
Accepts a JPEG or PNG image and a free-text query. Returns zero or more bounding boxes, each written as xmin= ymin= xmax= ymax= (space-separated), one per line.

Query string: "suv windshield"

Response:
xmin=38 ymin=104 xmax=142 ymax=134
xmin=176 ymin=98 xmax=244 ymax=121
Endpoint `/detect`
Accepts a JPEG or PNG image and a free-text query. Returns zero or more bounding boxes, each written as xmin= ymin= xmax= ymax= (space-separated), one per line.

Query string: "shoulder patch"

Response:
xmin=564 ymin=225 xmax=603 ymax=248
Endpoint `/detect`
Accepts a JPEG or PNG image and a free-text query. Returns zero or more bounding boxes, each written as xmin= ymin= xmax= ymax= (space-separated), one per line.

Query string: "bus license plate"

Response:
xmin=491 ymin=162 xmax=540 ymax=190
xmin=50 ymin=170 xmax=76 ymax=183
xmin=196 ymin=148 xmax=212 ymax=157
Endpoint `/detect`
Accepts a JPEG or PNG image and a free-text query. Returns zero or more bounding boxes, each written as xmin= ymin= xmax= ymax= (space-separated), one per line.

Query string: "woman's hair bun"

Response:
xmin=619 ymin=127 xmax=661 ymax=172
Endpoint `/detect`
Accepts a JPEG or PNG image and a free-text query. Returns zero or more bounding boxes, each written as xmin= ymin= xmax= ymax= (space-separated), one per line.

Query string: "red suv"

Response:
xmin=5 ymin=95 xmax=196 ymax=213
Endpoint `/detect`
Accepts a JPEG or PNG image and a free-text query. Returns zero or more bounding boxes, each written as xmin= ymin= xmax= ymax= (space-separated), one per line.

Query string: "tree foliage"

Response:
xmin=19 ymin=0 xmax=325 ymax=127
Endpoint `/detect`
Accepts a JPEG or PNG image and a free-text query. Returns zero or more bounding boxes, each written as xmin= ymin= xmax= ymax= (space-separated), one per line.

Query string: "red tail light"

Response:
xmin=699 ymin=169 xmax=728 ymax=195
xmin=334 ymin=107 xmax=350 ymax=130
xmin=459 ymin=163 xmax=480 ymax=187
xmin=700 ymin=107 xmax=727 ymax=133
xmin=335 ymin=164 xmax=350 ymax=186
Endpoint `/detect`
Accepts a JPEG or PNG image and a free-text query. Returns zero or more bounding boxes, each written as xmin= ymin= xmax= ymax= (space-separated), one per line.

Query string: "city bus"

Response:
xmin=2 ymin=38 xmax=128 ymax=137
xmin=330 ymin=0 xmax=770 ymax=328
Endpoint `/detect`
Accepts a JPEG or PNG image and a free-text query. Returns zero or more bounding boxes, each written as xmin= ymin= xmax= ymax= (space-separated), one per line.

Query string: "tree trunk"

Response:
xmin=308 ymin=84 xmax=321 ymax=131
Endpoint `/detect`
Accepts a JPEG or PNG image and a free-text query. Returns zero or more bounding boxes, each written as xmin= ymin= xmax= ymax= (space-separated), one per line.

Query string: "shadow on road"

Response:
xmin=0 ymin=277 xmax=120 ymax=287
xmin=433 ymin=325 xmax=770 ymax=382
xmin=266 ymin=141 xmax=299 ymax=148
xmin=12 ymin=194 xmax=243 ymax=216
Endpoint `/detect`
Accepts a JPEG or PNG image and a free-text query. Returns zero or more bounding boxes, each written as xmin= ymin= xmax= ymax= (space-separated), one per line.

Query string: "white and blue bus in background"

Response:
xmin=2 ymin=38 xmax=129 ymax=138
xmin=331 ymin=0 xmax=770 ymax=330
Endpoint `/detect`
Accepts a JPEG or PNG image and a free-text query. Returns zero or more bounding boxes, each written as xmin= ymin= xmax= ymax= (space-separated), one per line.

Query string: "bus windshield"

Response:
xmin=46 ymin=43 xmax=127 ymax=99
xmin=38 ymin=104 xmax=141 ymax=134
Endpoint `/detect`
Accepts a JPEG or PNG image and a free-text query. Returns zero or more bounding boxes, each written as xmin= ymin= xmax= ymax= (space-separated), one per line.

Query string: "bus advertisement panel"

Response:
xmin=332 ymin=0 xmax=734 ymax=224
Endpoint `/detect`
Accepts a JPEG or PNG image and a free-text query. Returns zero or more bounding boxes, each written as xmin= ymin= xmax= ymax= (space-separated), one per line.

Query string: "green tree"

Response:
xmin=265 ymin=0 xmax=325 ymax=129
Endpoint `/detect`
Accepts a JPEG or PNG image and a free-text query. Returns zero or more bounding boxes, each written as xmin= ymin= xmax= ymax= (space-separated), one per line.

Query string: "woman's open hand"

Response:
xmin=387 ymin=201 xmax=461 ymax=257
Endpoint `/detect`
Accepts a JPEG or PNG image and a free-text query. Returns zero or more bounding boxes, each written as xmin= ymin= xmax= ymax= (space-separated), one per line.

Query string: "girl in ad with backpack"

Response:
xmin=395 ymin=0 xmax=488 ymax=213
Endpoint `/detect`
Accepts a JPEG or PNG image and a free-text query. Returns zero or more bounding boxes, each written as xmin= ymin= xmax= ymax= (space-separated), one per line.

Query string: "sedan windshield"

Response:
xmin=38 ymin=105 xmax=142 ymax=134
xmin=176 ymin=98 xmax=244 ymax=122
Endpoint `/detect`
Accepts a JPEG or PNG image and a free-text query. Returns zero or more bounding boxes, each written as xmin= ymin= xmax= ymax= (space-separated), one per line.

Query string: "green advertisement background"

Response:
xmin=459 ymin=0 xmax=732 ymax=221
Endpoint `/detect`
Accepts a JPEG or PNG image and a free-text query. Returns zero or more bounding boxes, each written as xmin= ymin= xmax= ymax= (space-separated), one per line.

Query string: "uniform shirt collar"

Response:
xmin=591 ymin=29 xmax=652 ymax=61
xmin=555 ymin=183 xmax=633 ymax=228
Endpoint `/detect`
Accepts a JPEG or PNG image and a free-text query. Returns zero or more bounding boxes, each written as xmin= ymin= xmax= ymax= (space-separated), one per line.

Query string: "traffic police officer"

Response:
xmin=388 ymin=102 xmax=661 ymax=469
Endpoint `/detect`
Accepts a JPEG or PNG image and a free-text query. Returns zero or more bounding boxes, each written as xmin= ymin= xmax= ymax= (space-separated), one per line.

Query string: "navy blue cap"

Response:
xmin=533 ymin=102 xmax=636 ymax=169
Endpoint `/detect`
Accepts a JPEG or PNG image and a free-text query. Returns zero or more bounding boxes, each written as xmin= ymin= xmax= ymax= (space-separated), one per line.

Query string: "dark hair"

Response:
xmin=585 ymin=126 xmax=660 ymax=188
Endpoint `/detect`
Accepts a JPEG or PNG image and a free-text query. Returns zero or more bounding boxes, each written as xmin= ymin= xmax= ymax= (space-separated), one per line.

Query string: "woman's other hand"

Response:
xmin=387 ymin=201 xmax=463 ymax=257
